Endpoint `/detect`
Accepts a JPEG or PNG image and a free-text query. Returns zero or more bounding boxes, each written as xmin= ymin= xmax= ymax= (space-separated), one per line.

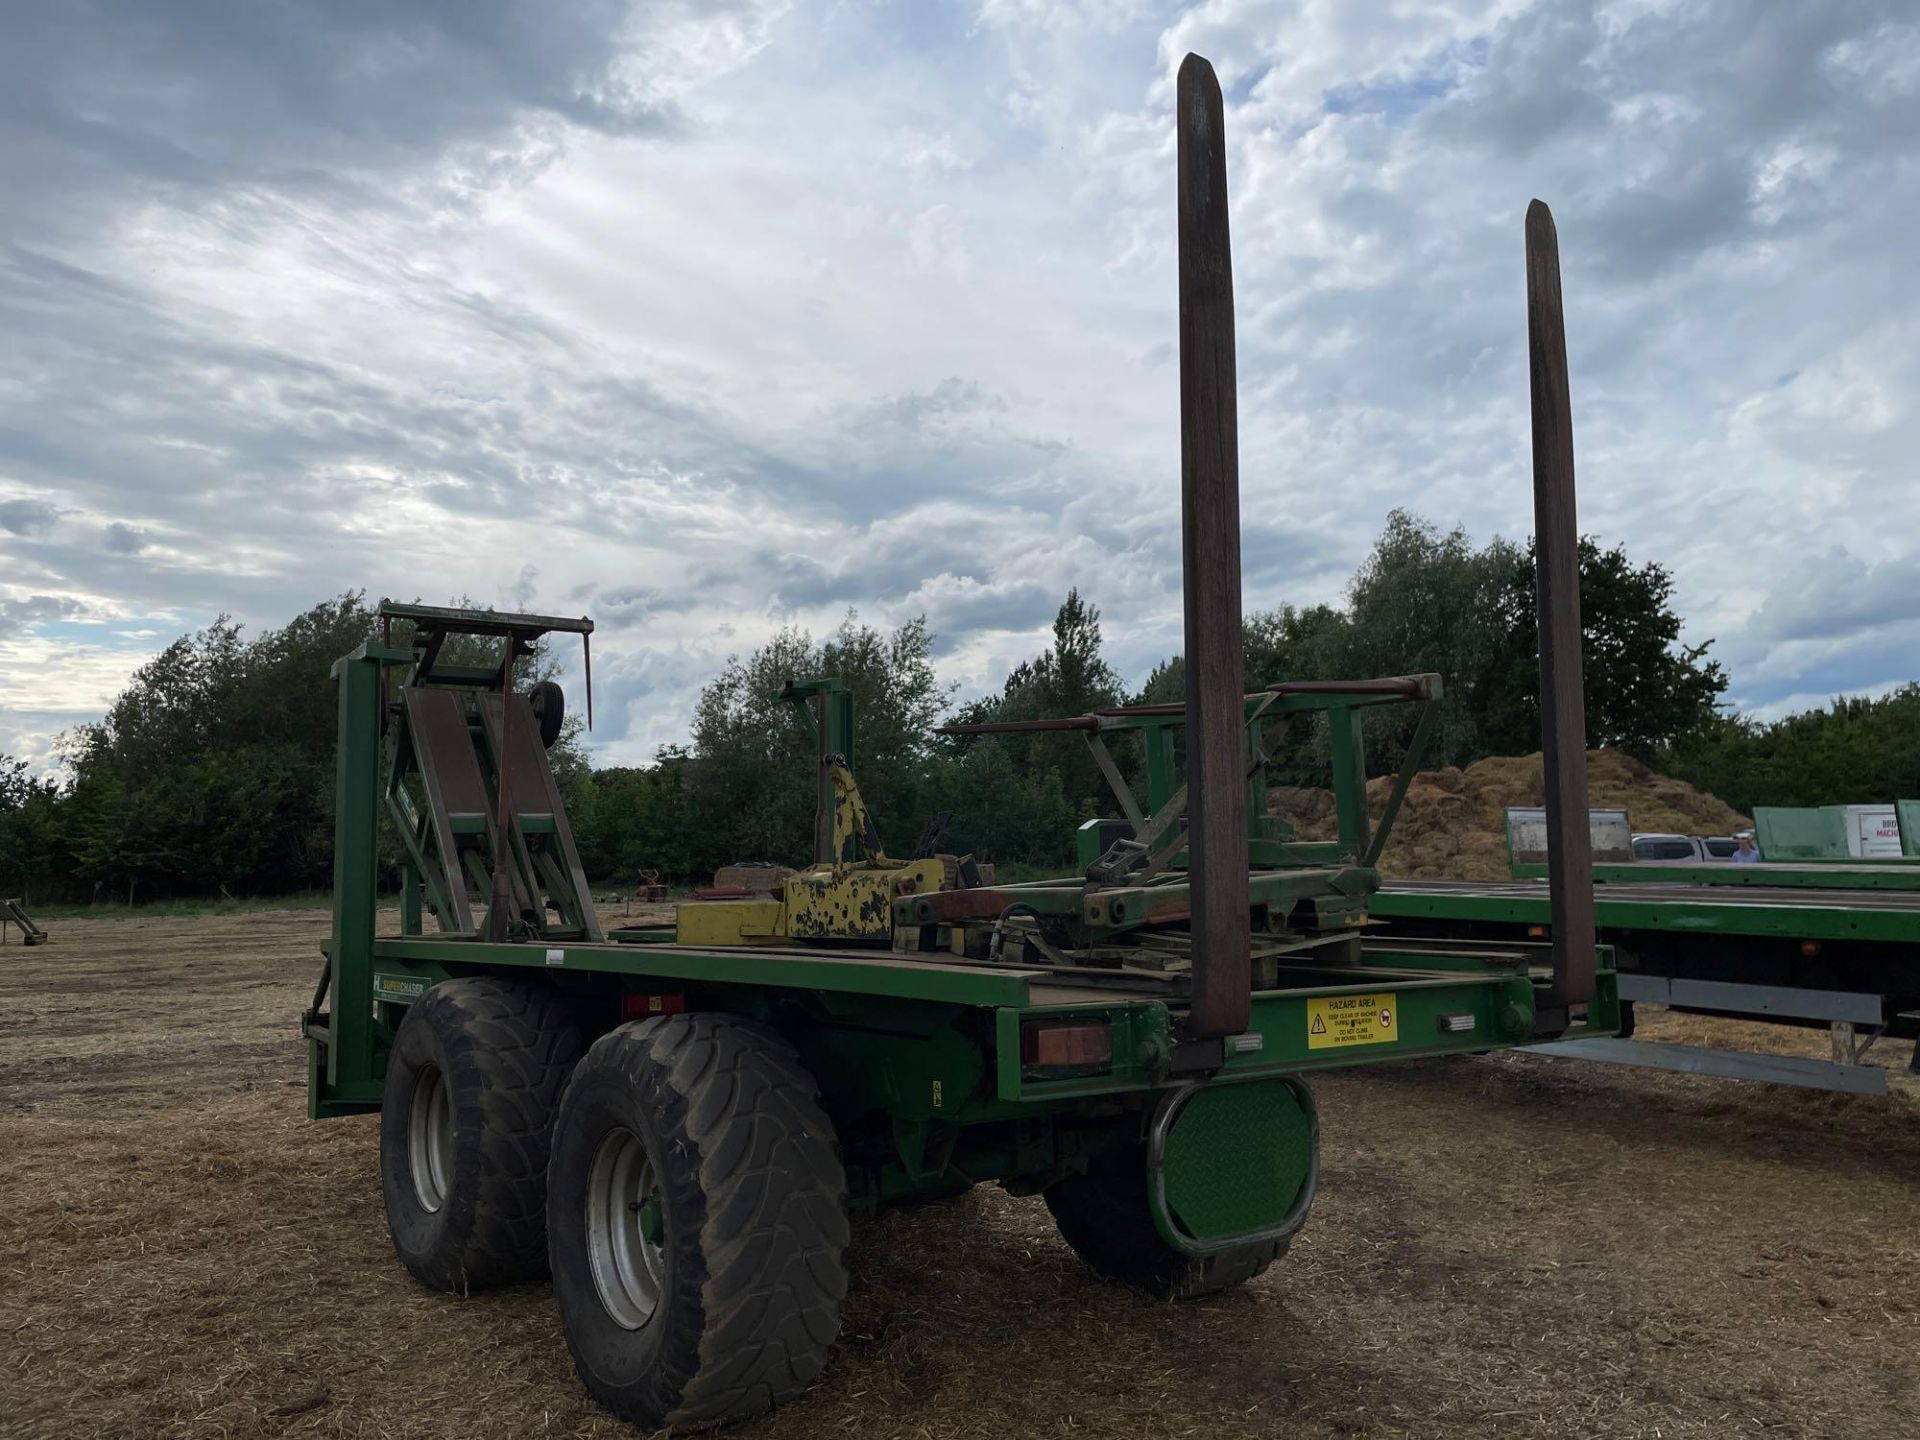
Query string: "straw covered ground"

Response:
xmin=3 ymin=908 xmax=1917 ymax=1439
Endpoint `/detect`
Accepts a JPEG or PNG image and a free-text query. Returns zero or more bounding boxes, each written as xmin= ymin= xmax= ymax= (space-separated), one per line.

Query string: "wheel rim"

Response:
xmin=586 ymin=1127 xmax=667 ymax=1330
xmin=409 ymin=1065 xmax=453 ymax=1213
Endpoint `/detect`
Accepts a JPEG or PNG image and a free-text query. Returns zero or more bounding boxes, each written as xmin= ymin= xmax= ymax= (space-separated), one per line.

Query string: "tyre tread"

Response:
xmin=554 ymin=1014 xmax=849 ymax=1430
xmin=1044 ymin=1154 xmax=1286 ymax=1302
xmin=387 ymin=976 xmax=584 ymax=1291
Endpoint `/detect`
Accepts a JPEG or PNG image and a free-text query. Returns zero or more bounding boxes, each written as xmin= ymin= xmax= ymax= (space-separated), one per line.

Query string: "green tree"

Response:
xmin=571 ymin=754 xmax=703 ymax=883
xmin=1135 ymin=512 xmax=1726 ymax=781
xmin=1337 ymin=512 xmax=1512 ymax=768
xmin=684 ymin=613 xmax=949 ymax=875
xmin=1480 ymin=537 xmax=1728 ymax=758
xmin=58 ymin=594 xmax=384 ymax=898
xmin=1665 ymin=685 xmax=1920 ymax=815
xmin=926 ymin=743 xmax=1079 ymax=868
xmin=947 ymin=590 xmax=1125 ymax=825
xmin=1134 ymin=602 xmax=1351 ymax=705
xmin=1134 ymin=513 xmax=1505 ymax=782
xmin=0 ymin=756 xmax=66 ymax=903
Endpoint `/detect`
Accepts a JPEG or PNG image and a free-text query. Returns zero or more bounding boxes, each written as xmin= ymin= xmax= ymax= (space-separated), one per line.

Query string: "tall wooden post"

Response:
xmin=1525 ymin=199 xmax=1595 ymax=1008
xmin=1178 ymin=54 xmax=1251 ymax=1039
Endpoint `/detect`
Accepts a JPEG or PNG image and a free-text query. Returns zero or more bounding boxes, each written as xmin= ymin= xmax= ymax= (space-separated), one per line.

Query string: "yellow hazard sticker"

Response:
xmin=1307 ymin=992 xmax=1399 ymax=1050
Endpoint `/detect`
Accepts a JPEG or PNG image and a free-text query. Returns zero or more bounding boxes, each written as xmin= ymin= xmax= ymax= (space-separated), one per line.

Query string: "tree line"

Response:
xmin=2 ymin=511 xmax=1910 ymax=904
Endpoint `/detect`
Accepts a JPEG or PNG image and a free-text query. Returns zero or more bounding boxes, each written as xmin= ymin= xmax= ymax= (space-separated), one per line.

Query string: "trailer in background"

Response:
xmin=1367 ymin=807 xmax=1920 ymax=1095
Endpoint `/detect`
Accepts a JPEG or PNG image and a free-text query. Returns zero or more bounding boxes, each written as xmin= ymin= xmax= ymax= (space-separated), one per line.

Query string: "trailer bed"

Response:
xmin=1375 ymin=877 xmax=1920 ymax=939
xmin=316 ymin=929 xmax=1592 ymax=1116
xmin=1371 ymin=876 xmax=1920 ymax=1093
xmin=369 ymin=930 xmax=1545 ymax=1010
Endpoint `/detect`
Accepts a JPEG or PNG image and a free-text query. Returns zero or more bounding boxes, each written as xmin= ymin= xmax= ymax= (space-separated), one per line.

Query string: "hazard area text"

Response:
xmin=1306 ymin=992 xmax=1399 ymax=1050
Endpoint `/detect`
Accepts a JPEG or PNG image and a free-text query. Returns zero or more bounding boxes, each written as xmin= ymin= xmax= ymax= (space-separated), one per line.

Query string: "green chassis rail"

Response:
xmin=309 ymin=926 xmax=1619 ymax=1241
xmin=1369 ymin=877 xmax=1920 ymax=1091
xmin=1372 ymin=876 xmax=1920 ymax=946
xmin=306 ymin=633 xmax=1619 ymax=1252
xmin=316 ymin=931 xmax=1605 ymax=1110
xmin=1508 ymin=860 xmax=1920 ymax=892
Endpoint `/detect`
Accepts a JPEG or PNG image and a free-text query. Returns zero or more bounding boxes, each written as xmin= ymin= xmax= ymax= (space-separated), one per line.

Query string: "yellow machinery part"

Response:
xmin=674 ymin=897 xmax=786 ymax=947
xmin=784 ymin=859 xmax=946 ymax=943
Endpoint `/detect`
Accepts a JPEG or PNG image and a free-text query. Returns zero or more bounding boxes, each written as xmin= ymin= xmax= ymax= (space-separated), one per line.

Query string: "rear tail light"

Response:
xmin=1020 ymin=1019 xmax=1113 ymax=1077
xmin=620 ymin=992 xmax=686 ymax=1022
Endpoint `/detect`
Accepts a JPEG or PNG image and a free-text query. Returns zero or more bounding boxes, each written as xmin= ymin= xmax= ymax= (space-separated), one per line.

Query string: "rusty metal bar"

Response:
xmin=1361 ymin=697 xmax=1439 ymax=869
xmin=486 ymin=635 xmax=518 ymax=942
xmin=1526 ymin=198 xmax=1595 ymax=1009
xmin=380 ymin=612 xmax=392 ymax=735
xmin=1097 ymin=675 xmax=1433 ymax=720
xmin=814 ymin=693 xmax=833 ymax=864
xmin=1176 ymin=53 xmax=1250 ymax=1040
xmin=1261 ymin=677 xmax=1431 ymax=698
xmin=1084 ymin=732 xmax=1146 ymax=828
xmin=945 ymin=675 xmax=1439 ymax=736
xmin=935 ymin=715 xmax=1103 ymax=736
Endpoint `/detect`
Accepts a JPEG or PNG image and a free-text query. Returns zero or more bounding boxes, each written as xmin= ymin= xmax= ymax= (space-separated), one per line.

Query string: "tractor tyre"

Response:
xmin=379 ymin=977 xmax=585 ymax=1293
xmin=1045 ymin=1147 xmax=1286 ymax=1301
xmin=547 ymin=1014 xmax=850 ymax=1431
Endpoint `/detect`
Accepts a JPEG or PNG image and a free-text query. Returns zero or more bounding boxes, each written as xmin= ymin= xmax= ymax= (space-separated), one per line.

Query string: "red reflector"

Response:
xmin=620 ymin=992 xmax=686 ymax=1021
xmin=1021 ymin=1020 xmax=1113 ymax=1071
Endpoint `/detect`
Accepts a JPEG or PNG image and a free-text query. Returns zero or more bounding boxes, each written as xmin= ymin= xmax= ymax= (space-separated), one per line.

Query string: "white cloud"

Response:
xmin=2 ymin=0 xmax=1917 ymax=770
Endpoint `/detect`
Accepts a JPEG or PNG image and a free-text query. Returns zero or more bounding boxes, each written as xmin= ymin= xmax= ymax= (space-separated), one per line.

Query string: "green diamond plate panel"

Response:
xmin=1163 ymin=1079 xmax=1314 ymax=1242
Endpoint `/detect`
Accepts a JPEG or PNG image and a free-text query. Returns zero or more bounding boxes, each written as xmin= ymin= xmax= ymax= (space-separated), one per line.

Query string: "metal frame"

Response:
xmin=780 ymin=677 xmax=855 ymax=864
xmin=376 ymin=604 xmax=600 ymax=944
xmin=1534 ymin=976 xmax=1896 ymax=1095
xmin=307 ymin=642 xmax=1621 ymax=1120
xmin=1 ymin=898 xmax=47 ymax=946
xmin=943 ymin=677 xmax=1444 ymax=874
xmin=308 ymin=622 xmax=1618 ymax=1118
xmin=1617 ymin=974 xmax=1884 ymax=1025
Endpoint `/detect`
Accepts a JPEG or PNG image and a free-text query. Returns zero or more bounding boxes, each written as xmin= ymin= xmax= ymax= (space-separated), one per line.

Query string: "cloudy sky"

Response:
xmin=2 ymin=0 xmax=1915 ymax=771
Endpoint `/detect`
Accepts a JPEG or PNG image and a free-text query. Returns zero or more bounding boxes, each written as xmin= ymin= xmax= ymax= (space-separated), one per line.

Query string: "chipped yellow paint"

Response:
xmin=783 ymin=859 xmax=945 ymax=943
xmin=672 ymin=897 xmax=787 ymax=946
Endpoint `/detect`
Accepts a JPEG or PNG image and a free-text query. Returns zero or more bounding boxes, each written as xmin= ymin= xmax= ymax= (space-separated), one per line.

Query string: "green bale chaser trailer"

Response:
xmin=304 ymin=54 xmax=1617 ymax=1431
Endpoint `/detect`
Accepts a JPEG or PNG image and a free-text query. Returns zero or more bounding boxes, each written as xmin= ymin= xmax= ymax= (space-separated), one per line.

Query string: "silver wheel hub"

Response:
xmin=586 ymin=1127 xmax=667 ymax=1330
xmin=409 ymin=1065 xmax=453 ymax=1213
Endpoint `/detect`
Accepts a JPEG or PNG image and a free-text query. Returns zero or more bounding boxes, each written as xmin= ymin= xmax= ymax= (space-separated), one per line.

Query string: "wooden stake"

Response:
xmin=1177 ymin=54 xmax=1251 ymax=1039
xmin=1525 ymin=199 xmax=1595 ymax=1009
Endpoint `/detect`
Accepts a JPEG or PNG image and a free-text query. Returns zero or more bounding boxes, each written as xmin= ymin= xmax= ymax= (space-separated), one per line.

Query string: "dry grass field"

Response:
xmin=3 ymin=907 xmax=1917 ymax=1439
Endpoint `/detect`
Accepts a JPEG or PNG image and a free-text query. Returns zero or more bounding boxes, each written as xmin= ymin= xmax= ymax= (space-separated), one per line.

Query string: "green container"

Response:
xmin=1753 ymin=806 xmax=1850 ymax=860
